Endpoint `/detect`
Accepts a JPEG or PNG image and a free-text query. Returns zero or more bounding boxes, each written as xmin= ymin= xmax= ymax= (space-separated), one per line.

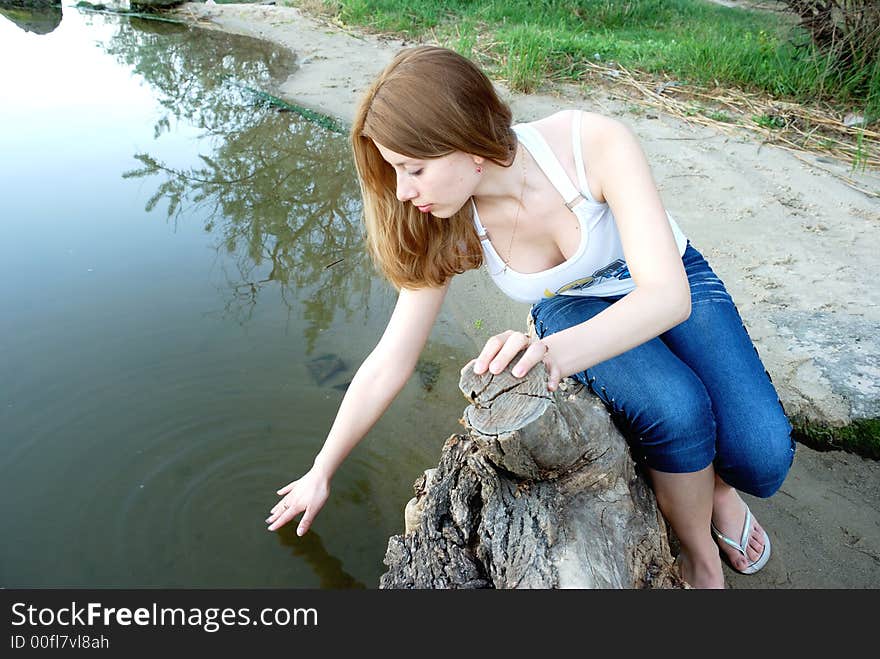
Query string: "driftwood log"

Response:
xmin=379 ymin=350 xmax=686 ymax=589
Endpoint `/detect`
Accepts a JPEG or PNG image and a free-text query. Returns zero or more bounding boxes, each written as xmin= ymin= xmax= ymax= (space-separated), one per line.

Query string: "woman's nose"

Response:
xmin=396 ymin=175 xmax=417 ymax=202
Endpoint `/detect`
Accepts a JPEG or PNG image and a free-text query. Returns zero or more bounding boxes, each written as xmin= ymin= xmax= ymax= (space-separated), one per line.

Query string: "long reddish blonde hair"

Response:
xmin=352 ymin=46 xmax=517 ymax=290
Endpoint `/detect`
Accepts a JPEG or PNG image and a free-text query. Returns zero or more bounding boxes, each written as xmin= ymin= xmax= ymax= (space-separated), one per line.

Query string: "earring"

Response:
xmin=476 ymin=166 xmax=483 ymax=174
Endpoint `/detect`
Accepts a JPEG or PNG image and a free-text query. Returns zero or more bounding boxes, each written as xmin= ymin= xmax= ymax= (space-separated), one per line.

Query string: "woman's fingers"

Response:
xmin=266 ymin=470 xmax=329 ymax=535
xmin=511 ymin=339 xmax=549 ymax=378
xmin=472 ymin=332 xmax=561 ymax=391
xmin=267 ymin=498 xmax=305 ymax=532
xmin=276 ymin=481 xmax=296 ymax=496
xmin=488 ymin=332 xmax=531 ymax=375
xmin=266 ymin=485 xmax=300 ymax=526
xmin=296 ymin=507 xmax=315 ymax=537
xmin=544 ymin=359 xmax=563 ymax=392
xmin=267 ymin=482 xmax=299 ymax=519
xmin=472 ymin=331 xmax=512 ymax=374
xmin=473 ymin=331 xmax=529 ymax=375
xmin=266 ymin=499 xmax=288 ymax=523
xmin=508 ymin=340 xmax=563 ymax=391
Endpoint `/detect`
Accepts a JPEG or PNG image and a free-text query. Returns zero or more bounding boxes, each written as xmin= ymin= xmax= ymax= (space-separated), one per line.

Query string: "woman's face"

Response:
xmin=373 ymin=140 xmax=479 ymax=218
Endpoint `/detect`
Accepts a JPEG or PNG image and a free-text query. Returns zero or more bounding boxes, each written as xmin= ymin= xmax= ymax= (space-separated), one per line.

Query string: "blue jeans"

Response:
xmin=530 ymin=242 xmax=795 ymax=498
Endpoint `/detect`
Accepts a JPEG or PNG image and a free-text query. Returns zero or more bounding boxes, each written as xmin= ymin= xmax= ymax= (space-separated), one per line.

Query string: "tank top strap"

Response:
xmin=470 ymin=198 xmax=488 ymax=238
xmin=513 ymin=123 xmax=586 ymax=210
xmin=570 ymin=110 xmax=596 ymax=203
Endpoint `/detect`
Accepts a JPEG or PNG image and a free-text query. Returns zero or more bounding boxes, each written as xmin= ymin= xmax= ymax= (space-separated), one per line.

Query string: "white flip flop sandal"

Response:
xmin=711 ymin=503 xmax=771 ymax=575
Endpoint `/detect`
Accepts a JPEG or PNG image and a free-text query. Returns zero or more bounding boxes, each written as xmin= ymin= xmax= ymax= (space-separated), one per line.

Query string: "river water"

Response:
xmin=0 ymin=4 xmax=476 ymax=587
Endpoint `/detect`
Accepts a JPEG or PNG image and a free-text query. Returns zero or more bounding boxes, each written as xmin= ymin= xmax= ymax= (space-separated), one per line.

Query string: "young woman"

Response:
xmin=264 ymin=46 xmax=795 ymax=589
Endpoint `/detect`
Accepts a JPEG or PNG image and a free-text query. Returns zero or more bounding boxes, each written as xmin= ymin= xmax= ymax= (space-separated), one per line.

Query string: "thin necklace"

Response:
xmin=503 ymin=145 xmax=528 ymax=274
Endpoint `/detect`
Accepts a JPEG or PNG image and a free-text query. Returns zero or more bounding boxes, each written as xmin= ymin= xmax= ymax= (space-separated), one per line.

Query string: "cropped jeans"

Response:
xmin=530 ymin=242 xmax=795 ymax=498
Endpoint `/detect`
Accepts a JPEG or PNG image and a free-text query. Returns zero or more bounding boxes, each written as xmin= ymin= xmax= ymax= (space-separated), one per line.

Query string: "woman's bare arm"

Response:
xmin=311 ymin=279 xmax=452 ymax=478
xmin=475 ymin=113 xmax=690 ymax=385
xmin=533 ymin=114 xmax=690 ymax=378
xmin=267 ymin=278 xmax=451 ymax=534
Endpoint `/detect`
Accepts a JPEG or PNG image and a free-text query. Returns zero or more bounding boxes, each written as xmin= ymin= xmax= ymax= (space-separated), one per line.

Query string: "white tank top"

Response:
xmin=471 ymin=111 xmax=688 ymax=304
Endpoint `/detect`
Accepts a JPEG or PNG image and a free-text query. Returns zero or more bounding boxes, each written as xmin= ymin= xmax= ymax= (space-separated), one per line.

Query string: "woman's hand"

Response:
xmin=471 ymin=330 xmax=563 ymax=391
xmin=266 ymin=467 xmax=331 ymax=536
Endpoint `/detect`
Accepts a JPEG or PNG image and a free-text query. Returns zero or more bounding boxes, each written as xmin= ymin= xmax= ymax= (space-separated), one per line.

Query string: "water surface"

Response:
xmin=0 ymin=5 xmax=475 ymax=587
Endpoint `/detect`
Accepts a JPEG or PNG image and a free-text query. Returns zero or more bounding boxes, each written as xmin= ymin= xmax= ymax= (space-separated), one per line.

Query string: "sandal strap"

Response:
xmin=711 ymin=505 xmax=753 ymax=556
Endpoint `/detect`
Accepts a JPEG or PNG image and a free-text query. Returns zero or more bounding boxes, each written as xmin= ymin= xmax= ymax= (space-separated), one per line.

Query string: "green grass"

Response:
xmin=753 ymin=113 xmax=787 ymax=129
xmin=289 ymin=0 xmax=878 ymax=121
xmin=852 ymin=127 xmax=868 ymax=173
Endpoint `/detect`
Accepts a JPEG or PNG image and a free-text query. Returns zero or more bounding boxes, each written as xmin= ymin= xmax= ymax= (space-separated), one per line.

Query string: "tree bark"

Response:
xmin=380 ymin=352 xmax=686 ymax=589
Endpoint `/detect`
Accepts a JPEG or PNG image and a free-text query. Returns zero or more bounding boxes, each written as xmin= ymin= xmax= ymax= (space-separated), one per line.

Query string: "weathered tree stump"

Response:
xmin=379 ymin=352 xmax=685 ymax=589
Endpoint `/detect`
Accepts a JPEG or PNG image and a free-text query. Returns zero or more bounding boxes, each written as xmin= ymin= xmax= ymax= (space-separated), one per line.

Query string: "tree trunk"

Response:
xmin=380 ymin=352 xmax=686 ymax=589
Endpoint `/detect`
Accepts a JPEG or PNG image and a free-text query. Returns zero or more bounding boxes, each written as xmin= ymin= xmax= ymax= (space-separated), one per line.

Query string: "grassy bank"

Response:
xmin=287 ymin=0 xmax=878 ymax=173
xmin=293 ymin=0 xmax=877 ymax=111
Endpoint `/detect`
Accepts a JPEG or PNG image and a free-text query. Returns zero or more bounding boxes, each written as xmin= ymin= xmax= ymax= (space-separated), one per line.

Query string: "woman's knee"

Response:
xmin=716 ymin=413 xmax=796 ymax=498
xmin=603 ymin=377 xmax=717 ymax=474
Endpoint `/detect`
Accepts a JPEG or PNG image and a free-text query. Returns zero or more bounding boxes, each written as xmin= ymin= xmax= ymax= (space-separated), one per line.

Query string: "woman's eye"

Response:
xmin=408 ymin=169 xmax=423 ymax=177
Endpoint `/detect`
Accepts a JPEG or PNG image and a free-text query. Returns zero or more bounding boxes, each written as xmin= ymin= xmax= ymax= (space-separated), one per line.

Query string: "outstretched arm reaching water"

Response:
xmin=265 ymin=279 xmax=451 ymax=535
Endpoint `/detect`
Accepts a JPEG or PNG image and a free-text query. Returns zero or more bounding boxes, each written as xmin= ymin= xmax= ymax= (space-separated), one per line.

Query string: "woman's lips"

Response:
xmin=416 ymin=204 xmax=432 ymax=213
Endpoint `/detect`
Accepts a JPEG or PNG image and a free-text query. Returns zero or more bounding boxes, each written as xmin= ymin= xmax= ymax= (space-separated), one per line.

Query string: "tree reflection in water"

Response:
xmin=0 ymin=1 xmax=63 ymax=36
xmin=105 ymin=16 xmax=375 ymax=351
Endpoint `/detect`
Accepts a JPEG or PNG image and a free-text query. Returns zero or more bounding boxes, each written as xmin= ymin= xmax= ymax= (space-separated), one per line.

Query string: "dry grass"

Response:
xmin=565 ymin=60 xmax=880 ymax=197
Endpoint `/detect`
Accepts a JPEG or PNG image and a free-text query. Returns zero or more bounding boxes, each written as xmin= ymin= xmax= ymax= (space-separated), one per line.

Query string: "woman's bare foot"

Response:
xmin=676 ymin=549 xmax=725 ymax=589
xmin=711 ymin=485 xmax=767 ymax=572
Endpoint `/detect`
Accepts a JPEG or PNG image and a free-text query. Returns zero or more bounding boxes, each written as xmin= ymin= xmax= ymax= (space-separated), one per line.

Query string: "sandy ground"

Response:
xmin=172 ymin=3 xmax=880 ymax=588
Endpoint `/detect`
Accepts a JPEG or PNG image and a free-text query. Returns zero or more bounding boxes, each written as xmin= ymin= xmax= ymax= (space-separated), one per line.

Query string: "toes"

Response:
xmin=715 ymin=523 xmax=767 ymax=567
xmin=746 ymin=523 xmax=765 ymax=560
xmin=730 ymin=552 xmax=748 ymax=571
xmin=725 ymin=551 xmax=741 ymax=568
xmin=717 ymin=542 xmax=749 ymax=570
